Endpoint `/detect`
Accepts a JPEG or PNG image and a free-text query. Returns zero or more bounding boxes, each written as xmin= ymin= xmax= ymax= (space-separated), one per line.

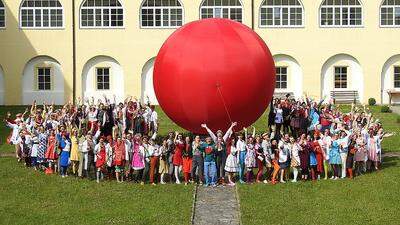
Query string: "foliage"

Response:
xmin=381 ymin=105 xmax=391 ymax=113
xmin=368 ymin=98 xmax=376 ymax=106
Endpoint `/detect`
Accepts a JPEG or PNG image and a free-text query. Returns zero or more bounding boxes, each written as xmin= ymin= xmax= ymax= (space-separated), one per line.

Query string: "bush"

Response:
xmin=381 ymin=105 xmax=392 ymax=113
xmin=397 ymin=115 xmax=400 ymax=124
xmin=368 ymin=98 xmax=376 ymax=106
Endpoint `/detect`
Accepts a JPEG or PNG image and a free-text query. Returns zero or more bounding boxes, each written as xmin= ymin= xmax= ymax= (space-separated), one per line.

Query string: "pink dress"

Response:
xmin=355 ymin=146 xmax=366 ymax=162
xmin=131 ymin=142 xmax=145 ymax=170
xmin=368 ymin=138 xmax=378 ymax=162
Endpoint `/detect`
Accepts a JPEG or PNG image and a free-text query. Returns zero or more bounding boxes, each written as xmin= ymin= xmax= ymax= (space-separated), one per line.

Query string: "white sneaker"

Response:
xmin=176 ymin=180 xmax=181 ymax=184
xmin=263 ymin=180 xmax=268 ymax=184
xmin=280 ymin=180 xmax=286 ymax=183
xmin=291 ymin=179 xmax=297 ymax=183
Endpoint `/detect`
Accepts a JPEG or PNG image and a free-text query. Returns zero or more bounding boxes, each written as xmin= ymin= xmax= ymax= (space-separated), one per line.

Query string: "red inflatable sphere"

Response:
xmin=154 ymin=18 xmax=275 ymax=134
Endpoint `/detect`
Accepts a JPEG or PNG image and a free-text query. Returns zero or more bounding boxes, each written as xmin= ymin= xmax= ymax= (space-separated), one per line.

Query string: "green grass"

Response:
xmin=0 ymin=157 xmax=194 ymax=225
xmin=238 ymin=157 xmax=400 ymax=225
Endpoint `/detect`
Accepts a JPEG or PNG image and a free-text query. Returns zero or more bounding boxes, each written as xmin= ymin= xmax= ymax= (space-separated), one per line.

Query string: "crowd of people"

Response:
xmin=4 ymin=94 xmax=394 ymax=186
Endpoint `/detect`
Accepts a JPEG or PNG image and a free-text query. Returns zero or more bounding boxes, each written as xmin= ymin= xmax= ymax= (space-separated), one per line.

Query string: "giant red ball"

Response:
xmin=154 ymin=18 xmax=275 ymax=134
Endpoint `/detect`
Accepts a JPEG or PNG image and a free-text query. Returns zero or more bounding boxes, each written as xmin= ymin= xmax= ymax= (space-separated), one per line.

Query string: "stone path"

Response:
xmin=0 ymin=152 xmax=14 ymax=158
xmin=390 ymin=105 xmax=400 ymax=115
xmin=192 ymin=185 xmax=240 ymax=225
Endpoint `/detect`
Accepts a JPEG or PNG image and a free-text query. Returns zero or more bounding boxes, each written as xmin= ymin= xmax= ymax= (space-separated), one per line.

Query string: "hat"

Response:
xmin=262 ymin=133 xmax=269 ymax=137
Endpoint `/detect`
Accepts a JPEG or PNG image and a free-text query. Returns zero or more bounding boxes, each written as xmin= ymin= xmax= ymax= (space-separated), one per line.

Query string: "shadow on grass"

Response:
xmin=381 ymin=156 xmax=399 ymax=169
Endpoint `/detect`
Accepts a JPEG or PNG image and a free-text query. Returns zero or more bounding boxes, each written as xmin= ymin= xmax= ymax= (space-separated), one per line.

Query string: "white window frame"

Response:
xmin=199 ymin=0 xmax=243 ymax=23
xmin=0 ymin=0 xmax=5 ymax=29
xmin=140 ymin=0 xmax=184 ymax=29
xmin=275 ymin=66 xmax=288 ymax=89
xmin=380 ymin=0 xmax=400 ymax=28
xmin=334 ymin=66 xmax=348 ymax=89
xmin=319 ymin=0 xmax=363 ymax=28
xmin=259 ymin=0 xmax=304 ymax=28
xmin=96 ymin=67 xmax=111 ymax=91
xmin=19 ymin=0 xmax=64 ymax=30
xmin=37 ymin=67 xmax=52 ymax=91
xmin=394 ymin=66 xmax=400 ymax=88
xmin=80 ymin=0 xmax=124 ymax=29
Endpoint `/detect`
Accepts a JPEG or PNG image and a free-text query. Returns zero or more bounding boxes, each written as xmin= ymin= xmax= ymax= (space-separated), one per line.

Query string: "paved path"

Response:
xmin=192 ymin=185 xmax=240 ymax=225
xmin=0 ymin=152 xmax=14 ymax=158
xmin=390 ymin=105 xmax=400 ymax=115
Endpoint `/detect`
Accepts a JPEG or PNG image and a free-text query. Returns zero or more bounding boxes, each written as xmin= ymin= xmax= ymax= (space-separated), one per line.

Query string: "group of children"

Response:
xmin=4 ymin=95 xmax=393 ymax=186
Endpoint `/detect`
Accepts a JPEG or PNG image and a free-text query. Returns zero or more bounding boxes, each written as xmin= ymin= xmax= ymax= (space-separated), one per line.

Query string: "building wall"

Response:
xmin=0 ymin=0 xmax=399 ymax=105
xmin=0 ymin=0 xmax=73 ymax=105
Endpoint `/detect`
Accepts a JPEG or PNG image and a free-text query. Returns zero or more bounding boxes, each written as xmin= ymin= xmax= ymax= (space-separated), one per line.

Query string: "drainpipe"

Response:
xmin=72 ymin=0 xmax=77 ymax=104
xmin=251 ymin=0 xmax=254 ymax=30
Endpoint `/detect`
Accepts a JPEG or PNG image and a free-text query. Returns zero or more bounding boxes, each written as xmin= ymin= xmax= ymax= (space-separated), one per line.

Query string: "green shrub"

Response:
xmin=397 ymin=115 xmax=400 ymax=124
xmin=368 ymin=98 xmax=376 ymax=106
xmin=381 ymin=105 xmax=391 ymax=113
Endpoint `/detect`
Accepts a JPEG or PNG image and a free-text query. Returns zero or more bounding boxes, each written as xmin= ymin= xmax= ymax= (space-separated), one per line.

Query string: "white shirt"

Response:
xmin=88 ymin=110 xmax=98 ymax=122
xmin=278 ymin=140 xmax=290 ymax=163
xmin=31 ymin=136 xmax=39 ymax=157
xmin=148 ymin=144 xmax=161 ymax=157
xmin=7 ymin=122 xmax=21 ymax=145
xmin=81 ymin=139 xmax=94 ymax=153
xmin=236 ymin=139 xmax=246 ymax=152
xmin=150 ymin=110 xmax=158 ymax=123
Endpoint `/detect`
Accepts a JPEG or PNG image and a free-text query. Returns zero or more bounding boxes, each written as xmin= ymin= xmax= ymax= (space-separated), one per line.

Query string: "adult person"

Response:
xmin=201 ymin=122 xmax=236 ymax=184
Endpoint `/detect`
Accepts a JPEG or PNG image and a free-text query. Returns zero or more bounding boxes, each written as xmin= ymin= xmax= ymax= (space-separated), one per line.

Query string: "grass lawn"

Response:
xmin=238 ymin=157 xmax=400 ymax=225
xmin=0 ymin=157 xmax=194 ymax=225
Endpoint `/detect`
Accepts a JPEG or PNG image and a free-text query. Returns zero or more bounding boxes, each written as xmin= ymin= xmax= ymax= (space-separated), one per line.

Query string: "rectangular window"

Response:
xmin=222 ymin=8 xmax=229 ymax=19
xmin=395 ymin=7 xmax=400 ymax=25
xmin=334 ymin=67 xmax=347 ymax=89
xmin=201 ymin=8 xmax=213 ymax=19
xmin=273 ymin=7 xmax=281 ymax=26
xmin=260 ymin=7 xmax=273 ymax=26
xmin=394 ymin=66 xmax=400 ymax=88
xmin=96 ymin=68 xmax=110 ymax=90
xmin=230 ymin=8 xmax=242 ymax=23
xmin=0 ymin=8 xmax=4 ymax=27
xmin=37 ymin=67 xmax=51 ymax=90
xmin=35 ymin=9 xmax=42 ymax=27
xmin=321 ymin=6 xmax=361 ymax=27
xmin=21 ymin=9 xmax=34 ymax=27
xmin=276 ymin=67 xmax=288 ymax=89
xmin=214 ymin=8 xmax=222 ymax=18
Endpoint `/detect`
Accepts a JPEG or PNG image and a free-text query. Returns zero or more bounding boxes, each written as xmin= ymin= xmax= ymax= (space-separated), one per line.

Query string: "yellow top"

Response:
xmin=70 ymin=135 xmax=80 ymax=161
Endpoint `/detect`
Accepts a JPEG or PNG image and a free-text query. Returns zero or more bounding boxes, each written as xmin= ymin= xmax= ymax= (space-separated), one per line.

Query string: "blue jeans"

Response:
xmin=238 ymin=151 xmax=246 ymax=181
xmin=204 ymin=161 xmax=217 ymax=185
